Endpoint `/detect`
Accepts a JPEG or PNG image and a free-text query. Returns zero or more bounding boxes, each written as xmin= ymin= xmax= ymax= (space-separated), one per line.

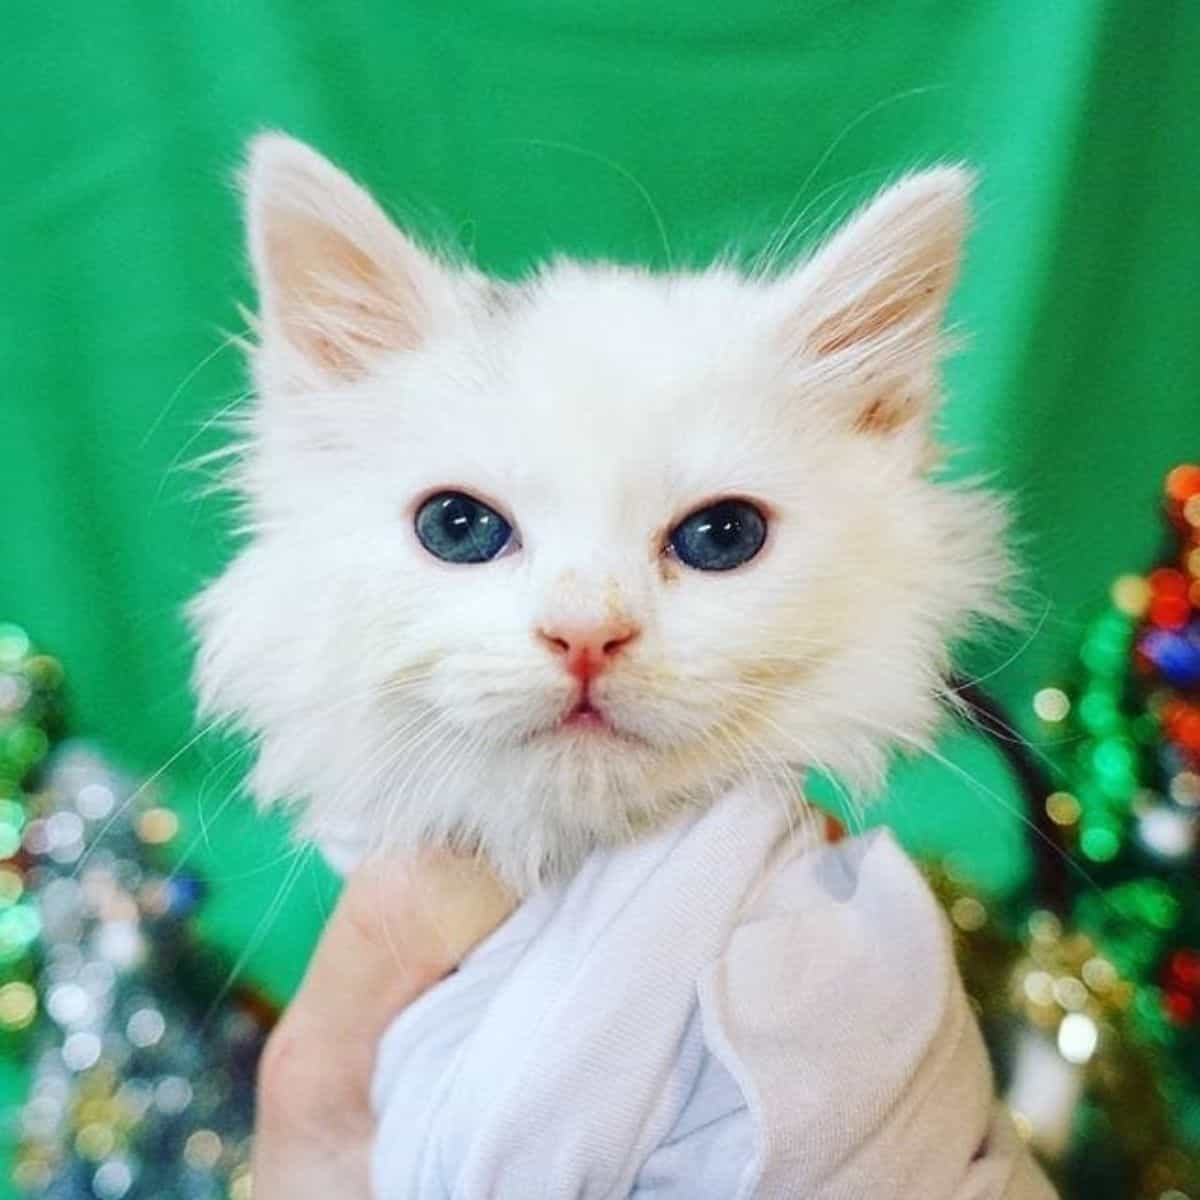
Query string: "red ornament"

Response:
xmin=1178 ymin=710 xmax=1200 ymax=754
xmin=1164 ymin=948 xmax=1200 ymax=992
xmin=1161 ymin=701 xmax=1200 ymax=752
xmin=1161 ymin=949 xmax=1200 ymax=1027
xmin=1149 ymin=594 xmax=1191 ymax=631
xmin=1146 ymin=568 xmax=1193 ymax=631
xmin=1149 ymin=567 xmax=1190 ymax=598
xmin=1163 ymin=990 xmax=1197 ymax=1026
xmin=1165 ymin=464 xmax=1200 ymax=504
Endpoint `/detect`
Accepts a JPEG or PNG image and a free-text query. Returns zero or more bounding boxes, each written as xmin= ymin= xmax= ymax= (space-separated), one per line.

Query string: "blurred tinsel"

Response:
xmin=1 ymin=464 xmax=1199 ymax=1198
xmin=941 ymin=462 xmax=1200 ymax=1199
xmin=0 ymin=625 xmax=266 ymax=1198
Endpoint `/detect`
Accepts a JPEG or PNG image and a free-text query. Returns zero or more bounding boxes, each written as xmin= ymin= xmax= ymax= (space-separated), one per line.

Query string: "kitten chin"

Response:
xmin=189 ymin=135 xmax=1013 ymax=893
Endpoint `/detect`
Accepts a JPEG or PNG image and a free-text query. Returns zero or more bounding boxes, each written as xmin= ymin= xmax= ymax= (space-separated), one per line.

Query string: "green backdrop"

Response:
xmin=2 ymin=0 xmax=1197 ymax=1171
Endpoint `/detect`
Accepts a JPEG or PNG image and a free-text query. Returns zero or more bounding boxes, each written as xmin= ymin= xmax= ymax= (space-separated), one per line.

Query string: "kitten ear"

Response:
xmin=244 ymin=134 xmax=457 ymax=384
xmin=780 ymin=166 xmax=973 ymax=433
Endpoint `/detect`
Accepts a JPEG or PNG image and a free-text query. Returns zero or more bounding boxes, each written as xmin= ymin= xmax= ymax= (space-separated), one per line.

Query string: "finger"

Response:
xmin=290 ymin=852 xmax=516 ymax=1055
xmin=252 ymin=854 xmax=515 ymax=1199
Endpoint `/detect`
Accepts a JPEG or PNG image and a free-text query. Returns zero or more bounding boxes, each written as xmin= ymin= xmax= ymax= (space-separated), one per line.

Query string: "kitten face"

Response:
xmin=190 ymin=136 xmax=1011 ymax=890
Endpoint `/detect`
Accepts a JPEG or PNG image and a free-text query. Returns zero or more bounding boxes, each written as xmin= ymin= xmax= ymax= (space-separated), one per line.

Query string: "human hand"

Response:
xmin=250 ymin=854 xmax=516 ymax=1199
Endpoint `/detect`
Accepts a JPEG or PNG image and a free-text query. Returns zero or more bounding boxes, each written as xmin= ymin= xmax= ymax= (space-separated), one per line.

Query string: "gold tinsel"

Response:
xmin=925 ymin=865 xmax=1199 ymax=1199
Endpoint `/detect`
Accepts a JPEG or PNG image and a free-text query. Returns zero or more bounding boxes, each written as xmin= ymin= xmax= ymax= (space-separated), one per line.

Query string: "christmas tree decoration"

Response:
xmin=12 ymin=744 xmax=265 ymax=1199
xmin=936 ymin=864 xmax=1200 ymax=1199
xmin=0 ymin=622 xmax=65 ymax=1048
xmin=982 ymin=461 xmax=1200 ymax=1197
xmin=0 ymin=626 xmax=268 ymax=1198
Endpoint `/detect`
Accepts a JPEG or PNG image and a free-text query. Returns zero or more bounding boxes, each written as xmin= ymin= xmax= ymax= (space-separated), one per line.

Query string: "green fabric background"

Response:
xmin=2 ymin=1 xmax=1197 ymax=1187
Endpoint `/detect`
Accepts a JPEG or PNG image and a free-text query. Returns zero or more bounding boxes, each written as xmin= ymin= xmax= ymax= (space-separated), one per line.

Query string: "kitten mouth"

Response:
xmin=562 ymin=696 xmax=609 ymax=731
xmin=555 ymin=694 xmax=646 ymax=744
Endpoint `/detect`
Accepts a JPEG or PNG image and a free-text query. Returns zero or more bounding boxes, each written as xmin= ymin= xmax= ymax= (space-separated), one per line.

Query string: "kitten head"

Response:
xmin=190 ymin=135 xmax=1011 ymax=890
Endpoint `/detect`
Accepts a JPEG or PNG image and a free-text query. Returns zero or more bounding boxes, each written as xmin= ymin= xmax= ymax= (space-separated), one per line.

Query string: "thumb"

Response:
xmin=253 ymin=853 xmax=515 ymax=1196
xmin=289 ymin=853 xmax=516 ymax=1056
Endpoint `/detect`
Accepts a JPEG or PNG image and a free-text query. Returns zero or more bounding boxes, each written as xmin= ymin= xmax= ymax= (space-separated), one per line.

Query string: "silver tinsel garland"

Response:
xmin=8 ymin=742 xmax=265 ymax=1199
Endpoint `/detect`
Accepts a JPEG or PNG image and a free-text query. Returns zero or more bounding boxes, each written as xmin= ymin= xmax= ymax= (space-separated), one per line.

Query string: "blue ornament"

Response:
xmin=164 ymin=874 xmax=207 ymax=917
xmin=1140 ymin=623 xmax=1200 ymax=688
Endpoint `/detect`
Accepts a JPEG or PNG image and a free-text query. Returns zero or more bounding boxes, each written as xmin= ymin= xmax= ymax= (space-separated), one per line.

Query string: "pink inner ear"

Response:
xmin=811 ymin=264 xmax=953 ymax=361
xmin=790 ymin=168 xmax=971 ymax=376
xmin=246 ymin=135 xmax=450 ymax=382
xmin=262 ymin=213 xmax=423 ymax=377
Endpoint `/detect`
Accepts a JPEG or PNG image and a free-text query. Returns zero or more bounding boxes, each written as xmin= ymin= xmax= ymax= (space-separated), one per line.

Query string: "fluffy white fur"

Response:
xmin=190 ymin=135 xmax=1012 ymax=891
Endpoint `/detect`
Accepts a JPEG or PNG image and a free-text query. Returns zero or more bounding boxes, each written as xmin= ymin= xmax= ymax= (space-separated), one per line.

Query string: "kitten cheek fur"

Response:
xmin=188 ymin=134 xmax=1013 ymax=894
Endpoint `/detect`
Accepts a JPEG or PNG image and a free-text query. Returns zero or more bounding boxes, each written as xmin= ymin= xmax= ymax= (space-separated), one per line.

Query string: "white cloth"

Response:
xmin=371 ymin=786 xmax=1056 ymax=1199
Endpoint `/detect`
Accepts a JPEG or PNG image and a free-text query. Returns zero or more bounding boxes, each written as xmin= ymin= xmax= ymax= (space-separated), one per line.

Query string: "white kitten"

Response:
xmin=189 ymin=135 xmax=1011 ymax=891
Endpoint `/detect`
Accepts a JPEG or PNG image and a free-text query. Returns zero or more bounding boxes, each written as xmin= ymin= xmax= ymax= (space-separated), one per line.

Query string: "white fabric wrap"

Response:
xmin=371 ymin=787 xmax=1056 ymax=1199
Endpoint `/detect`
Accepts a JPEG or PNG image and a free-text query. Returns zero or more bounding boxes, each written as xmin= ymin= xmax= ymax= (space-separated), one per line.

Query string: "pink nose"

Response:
xmin=538 ymin=619 xmax=640 ymax=681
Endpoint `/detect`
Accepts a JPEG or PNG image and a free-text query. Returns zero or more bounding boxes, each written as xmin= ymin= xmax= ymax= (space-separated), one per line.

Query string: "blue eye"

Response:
xmin=669 ymin=499 xmax=767 ymax=572
xmin=415 ymin=492 xmax=513 ymax=564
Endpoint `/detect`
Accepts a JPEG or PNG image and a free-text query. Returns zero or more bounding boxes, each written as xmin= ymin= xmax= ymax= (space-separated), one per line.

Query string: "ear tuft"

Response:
xmin=244 ymin=133 xmax=455 ymax=385
xmin=779 ymin=165 xmax=974 ymax=433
